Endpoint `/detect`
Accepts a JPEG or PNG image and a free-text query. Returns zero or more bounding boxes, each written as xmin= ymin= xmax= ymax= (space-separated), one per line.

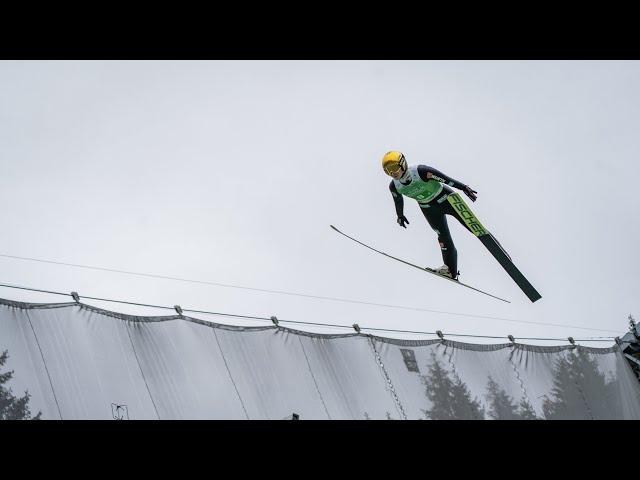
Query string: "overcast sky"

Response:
xmin=1 ymin=60 xmax=638 ymax=345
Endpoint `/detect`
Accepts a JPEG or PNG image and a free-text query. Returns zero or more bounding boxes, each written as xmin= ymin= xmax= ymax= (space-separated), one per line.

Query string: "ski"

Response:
xmin=446 ymin=193 xmax=542 ymax=303
xmin=330 ymin=225 xmax=511 ymax=304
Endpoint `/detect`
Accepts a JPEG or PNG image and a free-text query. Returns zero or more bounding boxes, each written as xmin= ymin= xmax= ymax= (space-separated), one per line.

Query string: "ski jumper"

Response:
xmin=389 ymin=165 xmax=472 ymax=277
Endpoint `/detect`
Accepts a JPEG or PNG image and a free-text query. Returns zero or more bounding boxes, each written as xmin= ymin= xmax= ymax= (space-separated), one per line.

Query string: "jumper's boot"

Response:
xmin=430 ymin=264 xmax=461 ymax=280
xmin=434 ymin=264 xmax=454 ymax=278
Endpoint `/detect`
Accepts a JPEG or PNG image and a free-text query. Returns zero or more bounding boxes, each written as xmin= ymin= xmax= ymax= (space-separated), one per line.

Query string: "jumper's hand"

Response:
xmin=464 ymin=185 xmax=478 ymax=202
xmin=397 ymin=215 xmax=410 ymax=228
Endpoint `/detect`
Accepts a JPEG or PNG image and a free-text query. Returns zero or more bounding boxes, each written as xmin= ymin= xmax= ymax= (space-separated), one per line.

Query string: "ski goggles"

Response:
xmin=383 ymin=156 xmax=406 ymax=176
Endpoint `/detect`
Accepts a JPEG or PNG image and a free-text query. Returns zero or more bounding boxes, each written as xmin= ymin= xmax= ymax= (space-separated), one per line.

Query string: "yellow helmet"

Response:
xmin=381 ymin=151 xmax=407 ymax=176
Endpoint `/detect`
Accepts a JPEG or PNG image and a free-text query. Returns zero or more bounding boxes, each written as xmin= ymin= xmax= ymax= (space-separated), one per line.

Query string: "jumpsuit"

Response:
xmin=389 ymin=164 xmax=473 ymax=278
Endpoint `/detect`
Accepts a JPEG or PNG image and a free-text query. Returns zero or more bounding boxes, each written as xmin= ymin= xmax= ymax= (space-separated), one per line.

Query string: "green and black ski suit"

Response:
xmin=389 ymin=164 xmax=473 ymax=278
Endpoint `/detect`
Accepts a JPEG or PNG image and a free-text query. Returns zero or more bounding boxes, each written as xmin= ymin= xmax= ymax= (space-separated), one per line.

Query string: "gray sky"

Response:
xmin=1 ymin=60 xmax=638 ymax=345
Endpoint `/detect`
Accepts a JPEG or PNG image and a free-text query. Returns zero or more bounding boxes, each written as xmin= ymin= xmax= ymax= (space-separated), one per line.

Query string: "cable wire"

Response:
xmin=0 ymin=253 xmax=621 ymax=334
xmin=0 ymin=282 xmax=618 ymax=343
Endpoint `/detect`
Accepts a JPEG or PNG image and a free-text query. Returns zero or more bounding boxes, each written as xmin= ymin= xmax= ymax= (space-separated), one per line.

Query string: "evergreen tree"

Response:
xmin=517 ymin=398 xmax=539 ymax=420
xmin=421 ymin=352 xmax=485 ymax=420
xmin=485 ymin=377 xmax=519 ymax=420
xmin=485 ymin=376 xmax=538 ymax=420
xmin=0 ymin=350 xmax=41 ymax=420
xmin=542 ymin=348 xmax=622 ymax=420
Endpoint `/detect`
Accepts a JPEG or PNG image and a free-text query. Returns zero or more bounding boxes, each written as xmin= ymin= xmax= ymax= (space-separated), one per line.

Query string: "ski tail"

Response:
xmin=446 ymin=193 xmax=542 ymax=303
xmin=478 ymin=234 xmax=542 ymax=303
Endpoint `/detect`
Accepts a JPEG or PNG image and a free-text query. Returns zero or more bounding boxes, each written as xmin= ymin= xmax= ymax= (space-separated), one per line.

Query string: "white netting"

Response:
xmin=1 ymin=299 xmax=639 ymax=419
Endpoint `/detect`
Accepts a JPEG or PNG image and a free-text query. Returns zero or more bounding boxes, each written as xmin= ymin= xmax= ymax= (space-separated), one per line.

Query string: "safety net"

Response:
xmin=1 ymin=298 xmax=639 ymax=420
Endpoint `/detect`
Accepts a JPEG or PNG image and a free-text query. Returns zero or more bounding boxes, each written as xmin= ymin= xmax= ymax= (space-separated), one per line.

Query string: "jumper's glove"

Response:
xmin=397 ymin=215 xmax=410 ymax=228
xmin=464 ymin=185 xmax=478 ymax=202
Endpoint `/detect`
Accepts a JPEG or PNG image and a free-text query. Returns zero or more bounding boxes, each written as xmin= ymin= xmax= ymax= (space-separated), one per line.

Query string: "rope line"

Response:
xmin=0 ymin=253 xmax=622 ymax=334
xmin=0 ymin=282 xmax=618 ymax=343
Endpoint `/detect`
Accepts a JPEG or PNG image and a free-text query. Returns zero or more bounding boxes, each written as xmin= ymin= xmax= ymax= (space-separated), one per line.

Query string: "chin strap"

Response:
xmin=398 ymin=168 xmax=410 ymax=182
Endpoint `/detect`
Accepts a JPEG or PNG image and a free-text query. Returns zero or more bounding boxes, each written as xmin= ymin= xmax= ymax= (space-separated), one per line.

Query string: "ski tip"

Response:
xmin=329 ymin=224 xmax=339 ymax=231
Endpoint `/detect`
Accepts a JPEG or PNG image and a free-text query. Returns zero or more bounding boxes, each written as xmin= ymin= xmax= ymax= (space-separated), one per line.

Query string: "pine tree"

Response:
xmin=542 ymin=348 xmax=622 ymax=420
xmin=485 ymin=377 xmax=538 ymax=420
xmin=485 ymin=377 xmax=519 ymax=419
xmin=0 ymin=350 xmax=41 ymax=420
xmin=517 ymin=398 xmax=539 ymax=420
xmin=421 ymin=352 xmax=485 ymax=420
